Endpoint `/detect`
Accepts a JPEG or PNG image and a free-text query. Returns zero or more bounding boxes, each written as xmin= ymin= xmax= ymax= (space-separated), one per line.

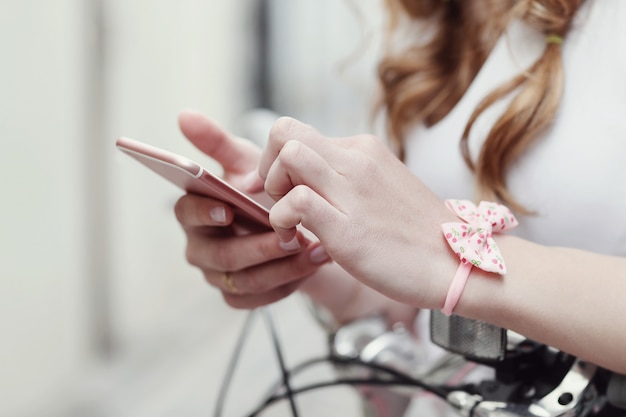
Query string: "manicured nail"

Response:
xmin=210 ymin=206 xmax=226 ymax=223
xmin=279 ymin=236 xmax=301 ymax=251
xmin=309 ymin=246 xmax=330 ymax=264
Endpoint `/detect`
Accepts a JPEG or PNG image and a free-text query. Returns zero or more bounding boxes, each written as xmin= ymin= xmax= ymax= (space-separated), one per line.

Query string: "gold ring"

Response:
xmin=221 ymin=271 xmax=239 ymax=294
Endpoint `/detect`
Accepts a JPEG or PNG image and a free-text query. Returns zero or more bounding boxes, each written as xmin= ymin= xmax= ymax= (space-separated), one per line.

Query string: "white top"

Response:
xmin=404 ymin=0 xmax=626 ymax=414
xmin=405 ymin=0 xmax=626 ymax=255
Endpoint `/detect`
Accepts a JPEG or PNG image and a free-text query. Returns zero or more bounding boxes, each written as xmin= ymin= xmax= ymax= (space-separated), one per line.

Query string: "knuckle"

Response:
xmin=278 ymin=140 xmax=309 ymax=170
xmin=289 ymin=185 xmax=314 ymax=211
xmin=352 ymin=133 xmax=380 ymax=150
xmin=358 ymin=135 xmax=383 ymax=157
xmin=360 ymin=133 xmax=381 ymax=149
xmin=355 ymin=134 xmax=385 ymax=160
xmin=279 ymin=139 xmax=304 ymax=161
xmin=269 ymin=116 xmax=297 ymax=142
xmin=265 ymin=185 xmax=282 ymax=203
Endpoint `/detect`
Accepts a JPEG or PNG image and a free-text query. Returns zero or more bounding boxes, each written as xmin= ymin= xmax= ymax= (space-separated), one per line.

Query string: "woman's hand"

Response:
xmin=249 ymin=117 xmax=626 ymax=375
xmin=259 ymin=117 xmax=459 ymax=309
xmin=175 ymin=110 xmax=331 ymax=309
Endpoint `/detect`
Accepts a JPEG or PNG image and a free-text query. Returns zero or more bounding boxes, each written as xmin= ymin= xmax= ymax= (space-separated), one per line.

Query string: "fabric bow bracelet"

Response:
xmin=441 ymin=200 xmax=519 ymax=316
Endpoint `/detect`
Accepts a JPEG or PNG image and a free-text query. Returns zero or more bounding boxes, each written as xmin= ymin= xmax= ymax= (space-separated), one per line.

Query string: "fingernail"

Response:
xmin=309 ymin=246 xmax=330 ymax=264
xmin=279 ymin=236 xmax=301 ymax=251
xmin=242 ymin=170 xmax=264 ymax=193
xmin=210 ymin=206 xmax=226 ymax=223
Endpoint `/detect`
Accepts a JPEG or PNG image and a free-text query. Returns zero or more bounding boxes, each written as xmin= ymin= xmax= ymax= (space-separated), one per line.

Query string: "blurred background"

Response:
xmin=0 ymin=0 xmax=384 ymax=415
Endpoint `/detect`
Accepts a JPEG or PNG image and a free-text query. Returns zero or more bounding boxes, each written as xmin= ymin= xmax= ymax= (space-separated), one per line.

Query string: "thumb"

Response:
xmin=178 ymin=109 xmax=260 ymax=175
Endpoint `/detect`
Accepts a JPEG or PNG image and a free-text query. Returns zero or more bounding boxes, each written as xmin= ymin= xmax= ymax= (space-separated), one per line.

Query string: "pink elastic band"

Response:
xmin=440 ymin=200 xmax=518 ymax=316
xmin=442 ymin=262 xmax=473 ymax=316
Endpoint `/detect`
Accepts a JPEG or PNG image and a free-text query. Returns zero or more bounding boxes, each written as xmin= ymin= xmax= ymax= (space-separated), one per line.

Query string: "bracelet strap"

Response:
xmin=442 ymin=263 xmax=473 ymax=316
xmin=441 ymin=200 xmax=518 ymax=316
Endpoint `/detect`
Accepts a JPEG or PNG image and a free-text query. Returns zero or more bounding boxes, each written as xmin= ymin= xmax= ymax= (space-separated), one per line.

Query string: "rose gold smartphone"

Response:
xmin=116 ymin=136 xmax=271 ymax=230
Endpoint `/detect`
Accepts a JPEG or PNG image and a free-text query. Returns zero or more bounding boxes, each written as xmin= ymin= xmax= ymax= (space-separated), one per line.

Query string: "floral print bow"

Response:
xmin=440 ymin=200 xmax=519 ymax=315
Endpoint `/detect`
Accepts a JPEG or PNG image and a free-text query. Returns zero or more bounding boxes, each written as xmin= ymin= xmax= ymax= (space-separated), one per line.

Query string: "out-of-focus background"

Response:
xmin=1 ymin=0 xmax=384 ymax=415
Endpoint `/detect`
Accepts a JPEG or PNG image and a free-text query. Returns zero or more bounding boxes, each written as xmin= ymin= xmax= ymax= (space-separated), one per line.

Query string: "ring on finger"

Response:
xmin=221 ymin=271 xmax=240 ymax=294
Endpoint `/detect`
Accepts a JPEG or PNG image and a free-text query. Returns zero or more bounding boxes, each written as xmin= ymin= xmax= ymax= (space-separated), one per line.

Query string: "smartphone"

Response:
xmin=115 ymin=136 xmax=271 ymax=230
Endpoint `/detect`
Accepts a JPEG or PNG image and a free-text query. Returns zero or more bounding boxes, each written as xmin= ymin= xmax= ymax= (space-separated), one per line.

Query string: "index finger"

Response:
xmin=258 ymin=117 xmax=330 ymax=180
xmin=178 ymin=109 xmax=260 ymax=175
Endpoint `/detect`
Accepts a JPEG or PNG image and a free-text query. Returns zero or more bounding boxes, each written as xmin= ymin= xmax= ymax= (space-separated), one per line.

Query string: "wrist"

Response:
xmin=453 ymin=235 xmax=533 ymax=325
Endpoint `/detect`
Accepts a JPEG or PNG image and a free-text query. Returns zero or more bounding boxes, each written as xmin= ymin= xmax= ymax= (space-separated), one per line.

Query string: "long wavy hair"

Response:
xmin=378 ymin=0 xmax=585 ymax=211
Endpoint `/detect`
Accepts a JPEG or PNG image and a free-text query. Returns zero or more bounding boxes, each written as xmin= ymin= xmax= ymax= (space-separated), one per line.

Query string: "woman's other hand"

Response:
xmin=175 ymin=110 xmax=331 ymax=309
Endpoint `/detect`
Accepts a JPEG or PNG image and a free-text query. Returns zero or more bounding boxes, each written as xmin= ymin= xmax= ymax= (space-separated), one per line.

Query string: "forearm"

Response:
xmin=457 ymin=235 xmax=626 ymax=374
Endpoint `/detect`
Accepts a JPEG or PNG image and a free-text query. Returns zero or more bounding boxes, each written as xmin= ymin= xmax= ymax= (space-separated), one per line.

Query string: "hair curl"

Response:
xmin=378 ymin=0 xmax=585 ymax=211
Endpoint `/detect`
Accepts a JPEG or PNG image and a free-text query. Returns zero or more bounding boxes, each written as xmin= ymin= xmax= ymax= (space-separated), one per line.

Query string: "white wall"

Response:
xmin=267 ymin=0 xmax=385 ymax=136
xmin=105 ymin=0 xmax=254 ymax=354
xmin=0 ymin=1 xmax=89 ymax=415
xmin=0 ymin=1 xmax=253 ymax=415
